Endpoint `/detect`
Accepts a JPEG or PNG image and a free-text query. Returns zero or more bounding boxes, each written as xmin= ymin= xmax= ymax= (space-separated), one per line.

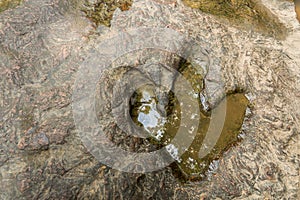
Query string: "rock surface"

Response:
xmin=0 ymin=0 xmax=299 ymax=199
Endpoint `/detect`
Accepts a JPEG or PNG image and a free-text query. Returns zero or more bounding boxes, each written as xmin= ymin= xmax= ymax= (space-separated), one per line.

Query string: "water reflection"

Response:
xmin=130 ymin=85 xmax=167 ymax=141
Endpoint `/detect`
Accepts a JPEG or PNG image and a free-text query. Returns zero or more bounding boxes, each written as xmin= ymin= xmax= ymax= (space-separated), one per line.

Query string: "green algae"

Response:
xmin=81 ymin=0 xmax=288 ymax=38
xmin=0 ymin=0 xmax=22 ymax=12
xmin=20 ymin=107 xmax=35 ymax=131
xmin=182 ymin=0 xmax=288 ymax=39
xmin=82 ymin=0 xmax=132 ymax=27
xmin=178 ymin=61 xmax=204 ymax=96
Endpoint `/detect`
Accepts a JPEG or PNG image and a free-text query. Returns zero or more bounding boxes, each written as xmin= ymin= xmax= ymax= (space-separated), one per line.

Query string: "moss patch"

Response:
xmin=0 ymin=0 xmax=22 ymax=12
xmin=182 ymin=0 xmax=288 ymax=39
xmin=82 ymin=0 xmax=132 ymax=27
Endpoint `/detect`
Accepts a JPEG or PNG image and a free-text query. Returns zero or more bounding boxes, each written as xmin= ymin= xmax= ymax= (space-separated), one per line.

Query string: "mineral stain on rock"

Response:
xmin=295 ymin=0 xmax=300 ymax=22
xmin=182 ymin=0 xmax=288 ymax=39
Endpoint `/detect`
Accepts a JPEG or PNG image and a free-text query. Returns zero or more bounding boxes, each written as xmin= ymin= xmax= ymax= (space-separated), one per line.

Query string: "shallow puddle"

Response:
xmin=130 ymin=75 xmax=249 ymax=181
xmin=169 ymin=93 xmax=249 ymax=180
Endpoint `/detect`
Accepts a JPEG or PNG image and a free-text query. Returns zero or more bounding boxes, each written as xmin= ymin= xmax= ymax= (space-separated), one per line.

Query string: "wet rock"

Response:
xmin=0 ymin=0 xmax=299 ymax=199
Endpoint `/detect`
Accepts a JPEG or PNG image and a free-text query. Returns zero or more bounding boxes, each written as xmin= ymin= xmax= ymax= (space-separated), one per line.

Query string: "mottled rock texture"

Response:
xmin=0 ymin=0 xmax=299 ymax=199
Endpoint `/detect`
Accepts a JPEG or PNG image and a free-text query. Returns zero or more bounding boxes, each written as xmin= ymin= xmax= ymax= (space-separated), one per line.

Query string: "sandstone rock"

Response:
xmin=0 ymin=0 xmax=299 ymax=199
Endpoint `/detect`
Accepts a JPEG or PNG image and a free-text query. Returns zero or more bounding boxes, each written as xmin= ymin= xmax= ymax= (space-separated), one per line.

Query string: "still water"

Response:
xmin=130 ymin=82 xmax=249 ymax=180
